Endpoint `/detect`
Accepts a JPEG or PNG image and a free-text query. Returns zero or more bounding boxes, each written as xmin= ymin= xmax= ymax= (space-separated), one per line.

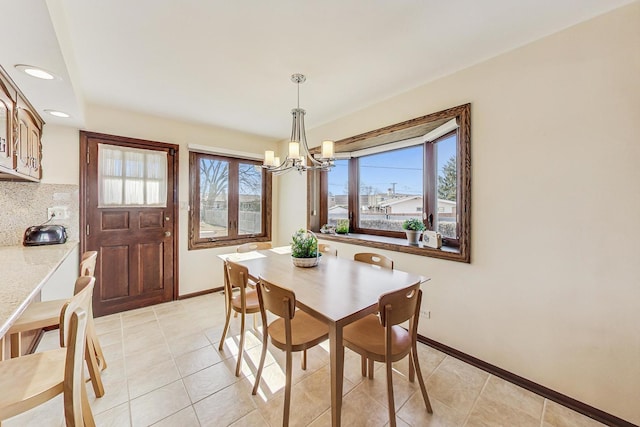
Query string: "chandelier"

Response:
xmin=263 ymin=74 xmax=335 ymax=174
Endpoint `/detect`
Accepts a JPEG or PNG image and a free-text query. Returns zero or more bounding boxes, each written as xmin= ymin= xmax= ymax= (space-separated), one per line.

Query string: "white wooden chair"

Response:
xmin=0 ymin=276 xmax=97 ymax=426
xmin=5 ymin=251 xmax=106 ymax=397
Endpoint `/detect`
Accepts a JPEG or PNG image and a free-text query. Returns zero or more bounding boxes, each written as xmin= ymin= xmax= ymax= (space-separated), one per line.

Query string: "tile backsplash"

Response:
xmin=0 ymin=182 xmax=79 ymax=246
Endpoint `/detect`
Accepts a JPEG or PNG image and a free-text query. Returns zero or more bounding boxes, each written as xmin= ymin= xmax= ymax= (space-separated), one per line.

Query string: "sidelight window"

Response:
xmin=188 ymin=151 xmax=271 ymax=249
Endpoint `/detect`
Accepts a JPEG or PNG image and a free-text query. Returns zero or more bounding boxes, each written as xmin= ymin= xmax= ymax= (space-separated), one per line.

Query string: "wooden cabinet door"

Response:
xmin=28 ymin=124 xmax=42 ymax=179
xmin=15 ymin=99 xmax=43 ymax=178
xmin=0 ymin=75 xmax=15 ymax=170
xmin=15 ymin=115 xmax=30 ymax=175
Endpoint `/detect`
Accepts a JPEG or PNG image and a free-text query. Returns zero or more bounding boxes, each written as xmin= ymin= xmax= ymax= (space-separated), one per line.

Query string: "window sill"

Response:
xmin=188 ymin=236 xmax=271 ymax=250
xmin=316 ymin=232 xmax=469 ymax=263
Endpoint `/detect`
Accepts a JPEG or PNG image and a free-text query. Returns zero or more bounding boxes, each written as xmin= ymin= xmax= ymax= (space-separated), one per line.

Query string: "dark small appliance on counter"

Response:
xmin=23 ymin=225 xmax=67 ymax=246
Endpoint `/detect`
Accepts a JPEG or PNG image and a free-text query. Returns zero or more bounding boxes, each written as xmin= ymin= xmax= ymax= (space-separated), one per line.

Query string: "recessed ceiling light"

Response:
xmin=44 ymin=110 xmax=70 ymax=118
xmin=15 ymin=64 xmax=58 ymax=80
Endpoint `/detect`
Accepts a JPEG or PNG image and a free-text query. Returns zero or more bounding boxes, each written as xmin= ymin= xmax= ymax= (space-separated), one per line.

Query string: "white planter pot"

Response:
xmin=404 ymin=230 xmax=423 ymax=245
xmin=292 ymin=256 xmax=320 ymax=268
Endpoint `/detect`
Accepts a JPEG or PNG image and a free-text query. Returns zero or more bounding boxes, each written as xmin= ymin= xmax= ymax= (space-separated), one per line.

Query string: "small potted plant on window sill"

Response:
xmin=336 ymin=219 xmax=349 ymax=234
xmin=291 ymin=229 xmax=321 ymax=267
xmin=402 ymin=218 xmax=426 ymax=245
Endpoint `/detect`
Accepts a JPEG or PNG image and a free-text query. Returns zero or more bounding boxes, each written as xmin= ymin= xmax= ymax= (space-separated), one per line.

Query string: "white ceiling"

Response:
xmin=0 ymin=0 xmax=634 ymax=140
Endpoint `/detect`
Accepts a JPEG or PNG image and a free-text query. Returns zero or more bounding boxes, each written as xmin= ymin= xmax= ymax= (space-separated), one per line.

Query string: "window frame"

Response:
xmin=188 ymin=151 xmax=272 ymax=250
xmin=308 ymin=103 xmax=470 ymax=263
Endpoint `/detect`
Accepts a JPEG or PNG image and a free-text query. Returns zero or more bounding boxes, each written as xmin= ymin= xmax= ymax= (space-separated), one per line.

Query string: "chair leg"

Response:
xmin=408 ymin=352 xmax=415 ymax=383
xmin=218 ymin=304 xmax=232 ymax=351
xmin=87 ymin=318 xmax=107 ymax=372
xmin=385 ymin=359 xmax=397 ymax=427
xmin=81 ymin=382 xmax=96 ymax=427
xmin=301 ymin=349 xmax=307 ymax=370
xmin=411 ymin=344 xmax=433 ymax=413
xmin=0 ymin=336 xmax=5 ymax=361
xmin=235 ymin=310 xmax=246 ymax=377
xmin=360 ymin=355 xmax=367 ymax=377
xmin=283 ymin=350 xmax=293 ymax=427
xmin=368 ymin=358 xmax=374 ymax=380
xmin=85 ymin=338 xmax=105 ymax=397
xmin=252 ymin=327 xmax=269 ymax=395
xmin=10 ymin=332 xmax=21 ymax=358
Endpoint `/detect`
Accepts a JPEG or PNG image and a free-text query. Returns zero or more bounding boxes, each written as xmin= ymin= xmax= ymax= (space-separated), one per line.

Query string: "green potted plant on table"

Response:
xmin=291 ymin=229 xmax=321 ymax=267
xmin=402 ymin=218 xmax=426 ymax=245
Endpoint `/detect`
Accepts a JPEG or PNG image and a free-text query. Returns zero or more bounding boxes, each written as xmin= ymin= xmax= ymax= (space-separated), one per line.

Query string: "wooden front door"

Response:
xmin=80 ymin=132 xmax=179 ymax=317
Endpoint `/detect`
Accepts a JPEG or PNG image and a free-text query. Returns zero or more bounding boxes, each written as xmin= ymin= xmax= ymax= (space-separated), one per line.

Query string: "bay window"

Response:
xmin=311 ymin=103 xmax=470 ymax=262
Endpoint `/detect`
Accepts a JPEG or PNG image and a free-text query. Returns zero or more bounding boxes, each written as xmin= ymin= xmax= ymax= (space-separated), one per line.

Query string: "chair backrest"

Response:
xmin=79 ymin=251 xmax=98 ymax=277
xmin=318 ymin=243 xmax=337 ymax=257
xmin=354 ymin=252 xmax=394 ymax=270
xmin=378 ymin=282 xmax=422 ymax=328
xmin=226 ymin=260 xmax=250 ymax=290
xmin=256 ymin=278 xmax=296 ymax=321
xmin=60 ymin=277 xmax=94 ymax=426
xmin=237 ymin=242 xmax=272 ymax=253
xmin=61 ymin=276 xmax=95 ymax=347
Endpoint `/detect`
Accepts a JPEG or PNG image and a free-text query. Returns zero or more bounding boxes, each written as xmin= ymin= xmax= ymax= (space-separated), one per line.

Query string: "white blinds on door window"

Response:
xmin=98 ymin=144 xmax=168 ymax=207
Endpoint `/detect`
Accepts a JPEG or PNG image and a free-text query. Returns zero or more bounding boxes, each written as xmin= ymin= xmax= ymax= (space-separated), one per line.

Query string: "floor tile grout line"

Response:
xmin=540 ymin=398 xmax=548 ymax=427
xmin=460 ymin=372 xmax=491 ymax=426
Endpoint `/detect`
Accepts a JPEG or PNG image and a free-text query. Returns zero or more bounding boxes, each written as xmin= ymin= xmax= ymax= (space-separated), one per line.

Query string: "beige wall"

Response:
xmin=42 ymin=106 xmax=279 ymax=296
xmin=277 ymin=3 xmax=640 ymax=423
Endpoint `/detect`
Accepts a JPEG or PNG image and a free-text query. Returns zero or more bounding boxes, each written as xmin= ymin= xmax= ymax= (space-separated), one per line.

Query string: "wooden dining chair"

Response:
xmin=354 ymin=252 xmax=394 ymax=270
xmin=343 ymin=282 xmax=432 ymax=426
xmin=237 ymin=242 xmax=272 ymax=253
xmin=0 ymin=276 xmax=97 ymax=426
xmin=353 ymin=251 xmax=394 ymax=377
xmin=318 ymin=243 xmax=337 ymax=257
xmin=252 ymin=278 xmax=329 ymax=427
xmin=218 ymin=260 xmax=261 ymax=376
xmin=5 ymin=251 xmax=106 ymax=398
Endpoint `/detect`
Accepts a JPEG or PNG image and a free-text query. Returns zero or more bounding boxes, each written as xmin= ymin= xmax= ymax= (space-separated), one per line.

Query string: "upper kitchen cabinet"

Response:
xmin=0 ymin=71 xmax=16 ymax=171
xmin=14 ymin=95 xmax=43 ymax=180
xmin=0 ymin=66 xmax=44 ymax=182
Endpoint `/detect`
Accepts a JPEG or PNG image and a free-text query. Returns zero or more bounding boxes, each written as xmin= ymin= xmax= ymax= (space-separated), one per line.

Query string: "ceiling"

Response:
xmin=0 ymin=0 xmax=634 ymax=140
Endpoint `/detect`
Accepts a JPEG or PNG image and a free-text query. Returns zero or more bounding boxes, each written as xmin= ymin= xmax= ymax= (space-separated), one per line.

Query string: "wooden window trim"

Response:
xmin=308 ymin=103 xmax=470 ymax=263
xmin=189 ymin=151 xmax=272 ymax=250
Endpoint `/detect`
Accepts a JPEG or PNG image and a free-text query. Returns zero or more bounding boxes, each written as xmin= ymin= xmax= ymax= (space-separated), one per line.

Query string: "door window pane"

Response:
xmin=199 ymin=157 xmax=229 ymax=238
xmin=238 ymin=163 xmax=262 ymax=235
xmin=98 ymin=144 xmax=167 ymax=207
xmin=435 ymin=133 xmax=457 ymax=238
xmin=358 ymin=145 xmax=423 ymax=232
xmin=327 ymin=159 xmax=349 ymax=227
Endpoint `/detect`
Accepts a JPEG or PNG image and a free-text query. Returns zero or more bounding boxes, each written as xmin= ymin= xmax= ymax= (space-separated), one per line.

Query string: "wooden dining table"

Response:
xmin=231 ymin=249 xmax=428 ymax=427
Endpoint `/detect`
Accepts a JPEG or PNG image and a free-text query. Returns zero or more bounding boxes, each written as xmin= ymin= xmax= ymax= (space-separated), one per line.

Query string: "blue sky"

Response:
xmin=328 ymin=134 xmax=456 ymax=196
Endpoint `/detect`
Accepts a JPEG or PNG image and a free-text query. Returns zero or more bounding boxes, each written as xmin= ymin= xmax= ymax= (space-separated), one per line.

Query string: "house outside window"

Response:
xmin=325 ymin=129 xmax=460 ymax=245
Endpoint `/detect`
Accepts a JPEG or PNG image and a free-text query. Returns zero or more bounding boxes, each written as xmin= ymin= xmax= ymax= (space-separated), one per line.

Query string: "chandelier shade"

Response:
xmin=263 ymin=74 xmax=335 ymax=174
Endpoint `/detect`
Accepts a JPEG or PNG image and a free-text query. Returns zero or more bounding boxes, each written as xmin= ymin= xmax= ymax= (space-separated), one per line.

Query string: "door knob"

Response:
xmin=165 ymin=231 xmax=171 ymax=237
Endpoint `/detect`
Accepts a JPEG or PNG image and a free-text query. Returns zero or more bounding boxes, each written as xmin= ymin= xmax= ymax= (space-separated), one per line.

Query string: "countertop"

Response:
xmin=0 ymin=241 xmax=78 ymax=338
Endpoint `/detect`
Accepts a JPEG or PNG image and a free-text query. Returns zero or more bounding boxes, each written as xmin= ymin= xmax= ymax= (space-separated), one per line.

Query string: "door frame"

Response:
xmin=79 ymin=131 xmax=180 ymax=301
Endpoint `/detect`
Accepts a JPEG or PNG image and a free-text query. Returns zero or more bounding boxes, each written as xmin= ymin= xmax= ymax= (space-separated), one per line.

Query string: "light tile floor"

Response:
xmin=4 ymin=293 xmax=606 ymax=427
